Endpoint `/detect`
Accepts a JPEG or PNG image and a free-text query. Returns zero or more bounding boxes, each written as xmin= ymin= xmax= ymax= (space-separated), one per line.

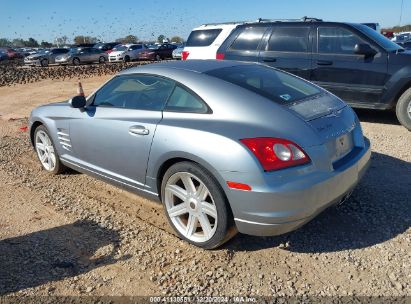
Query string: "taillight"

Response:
xmin=216 ymin=53 xmax=225 ymax=60
xmin=240 ymin=138 xmax=310 ymax=171
xmin=182 ymin=51 xmax=189 ymax=60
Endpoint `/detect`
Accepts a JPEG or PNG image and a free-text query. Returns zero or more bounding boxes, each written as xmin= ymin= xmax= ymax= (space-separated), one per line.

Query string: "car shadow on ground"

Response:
xmin=354 ymin=108 xmax=400 ymax=125
xmin=0 ymin=220 xmax=128 ymax=295
xmin=226 ymin=152 xmax=411 ymax=253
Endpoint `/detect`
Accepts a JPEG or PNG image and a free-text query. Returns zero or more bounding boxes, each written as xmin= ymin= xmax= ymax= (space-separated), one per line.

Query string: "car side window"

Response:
xmin=267 ymin=27 xmax=310 ymax=52
xmin=130 ymin=45 xmax=141 ymax=50
xmin=229 ymin=27 xmax=267 ymax=51
xmin=93 ymin=75 xmax=175 ymax=111
xmin=318 ymin=27 xmax=367 ymax=54
xmin=165 ymin=85 xmax=208 ymax=114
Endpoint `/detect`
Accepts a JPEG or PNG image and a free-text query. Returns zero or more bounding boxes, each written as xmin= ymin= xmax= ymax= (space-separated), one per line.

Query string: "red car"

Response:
xmin=138 ymin=43 xmax=177 ymax=61
xmin=0 ymin=48 xmax=23 ymax=59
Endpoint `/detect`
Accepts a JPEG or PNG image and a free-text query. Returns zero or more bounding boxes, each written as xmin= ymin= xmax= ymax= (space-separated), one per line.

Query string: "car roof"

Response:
xmin=121 ymin=60 xmax=254 ymax=75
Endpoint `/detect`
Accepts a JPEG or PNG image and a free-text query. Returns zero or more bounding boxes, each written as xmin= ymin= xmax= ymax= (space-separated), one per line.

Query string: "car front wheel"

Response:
xmin=40 ymin=59 xmax=49 ymax=67
xmin=161 ymin=162 xmax=236 ymax=249
xmin=34 ymin=125 xmax=66 ymax=174
xmin=396 ymin=87 xmax=411 ymax=131
xmin=99 ymin=56 xmax=106 ymax=64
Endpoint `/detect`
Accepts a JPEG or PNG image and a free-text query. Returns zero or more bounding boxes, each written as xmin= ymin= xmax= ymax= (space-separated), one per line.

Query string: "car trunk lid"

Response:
xmin=288 ymin=93 xmax=357 ymax=164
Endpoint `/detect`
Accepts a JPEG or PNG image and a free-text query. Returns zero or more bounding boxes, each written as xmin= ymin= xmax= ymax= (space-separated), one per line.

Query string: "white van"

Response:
xmin=182 ymin=22 xmax=245 ymax=60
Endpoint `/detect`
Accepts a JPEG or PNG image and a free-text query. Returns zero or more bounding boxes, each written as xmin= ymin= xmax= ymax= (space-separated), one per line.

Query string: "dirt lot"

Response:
xmin=0 ymin=77 xmax=410 ymax=298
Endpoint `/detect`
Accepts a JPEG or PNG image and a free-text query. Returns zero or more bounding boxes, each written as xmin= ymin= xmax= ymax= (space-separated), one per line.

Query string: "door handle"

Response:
xmin=262 ymin=57 xmax=277 ymax=62
xmin=317 ymin=60 xmax=333 ymax=66
xmin=129 ymin=125 xmax=149 ymax=135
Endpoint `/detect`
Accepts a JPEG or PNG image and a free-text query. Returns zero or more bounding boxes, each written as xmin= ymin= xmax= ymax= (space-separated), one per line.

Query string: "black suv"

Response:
xmin=216 ymin=18 xmax=411 ymax=130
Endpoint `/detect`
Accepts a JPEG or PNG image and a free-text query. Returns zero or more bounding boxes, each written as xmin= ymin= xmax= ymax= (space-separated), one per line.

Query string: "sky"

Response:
xmin=0 ymin=0 xmax=409 ymax=43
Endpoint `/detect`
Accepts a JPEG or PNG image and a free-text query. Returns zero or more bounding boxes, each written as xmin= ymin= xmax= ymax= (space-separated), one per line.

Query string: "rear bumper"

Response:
xmin=228 ymin=138 xmax=371 ymax=236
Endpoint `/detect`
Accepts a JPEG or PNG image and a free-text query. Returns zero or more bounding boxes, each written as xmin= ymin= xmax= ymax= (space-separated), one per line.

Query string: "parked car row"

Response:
xmin=21 ymin=42 xmax=178 ymax=67
xmin=182 ymin=17 xmax=411 ymax=130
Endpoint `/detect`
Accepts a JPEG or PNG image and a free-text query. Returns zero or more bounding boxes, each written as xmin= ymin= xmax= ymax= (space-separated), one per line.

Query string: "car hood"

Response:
xmin=110 ymin=51 xmax=125 ymax=56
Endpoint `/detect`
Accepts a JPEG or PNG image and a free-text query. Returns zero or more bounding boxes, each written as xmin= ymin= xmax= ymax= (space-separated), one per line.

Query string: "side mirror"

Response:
xmin=354 ymin=43 xmax=377 ymax=57
xmin=69 ymin=95 xmax=86 ymax=109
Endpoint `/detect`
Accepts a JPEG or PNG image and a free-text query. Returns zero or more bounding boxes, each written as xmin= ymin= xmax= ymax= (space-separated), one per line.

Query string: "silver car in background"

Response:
xmin=172 ymin=46 xmax=184 ymax=60
xmin=108 ymin=44 xmax=147 ymax=62
xmin=55 ymin=48 xmax=108 ymax=65
xmin=24 ymin=48 xmax=69 ymax=67
xmin=29 ymin=60 xmax=371 ymax=249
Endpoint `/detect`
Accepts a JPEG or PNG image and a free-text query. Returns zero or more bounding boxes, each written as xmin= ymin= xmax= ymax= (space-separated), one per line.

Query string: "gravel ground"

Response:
xmin=0 ymin=60 xmax=158 ymax=87
xmin=0 ymin=78 xmax=410 ymax=298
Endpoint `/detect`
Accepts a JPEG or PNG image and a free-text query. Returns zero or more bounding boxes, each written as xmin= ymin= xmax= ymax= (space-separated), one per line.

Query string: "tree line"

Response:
xmin=382 ymin=24 xmax=411 ymax=33
xmin=0 ymin=34 xmax=184 ymax=48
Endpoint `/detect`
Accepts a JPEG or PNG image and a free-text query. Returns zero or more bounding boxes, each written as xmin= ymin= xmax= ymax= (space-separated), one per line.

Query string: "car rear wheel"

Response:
xmin=396 ymin=87 xmax=411 ymax=131
xmin=124 ymin=55 xmax=130 ymax=62
xmin=72 ymin=58 xmax=80 ymax=66
xmin=40 ymin=59 xmax=49 ymax=67
xmin=161 ymin=162 xmax=236 ymax=249
xmin=155 ymin=54 xmax=161 ymax=61
xmin=34 ymin=125 xmax=66 ymax=174
xmin=99 ymin=56 xmax=105 ymax=64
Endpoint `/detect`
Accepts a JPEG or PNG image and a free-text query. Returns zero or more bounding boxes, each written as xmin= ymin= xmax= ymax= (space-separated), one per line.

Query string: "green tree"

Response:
xmin=382 ymin=24 xmax=411 ymax=33
xmin=0 ymin=38 xmax=11 ymax=47
xmin=26 ymin=37 xmax=39 ymax=47
xmin=170 ymin=36 xmax=183 ymax=43
xmin=40 ymin=41 xmax=53 ymax=48
xmin=157 ymin=34 xmax=166 ymax=43
xmin=122 ymin=35 xmax=138 ymax=44
xmin=12 ymin=39 xmax=25 ymax=47
xmin=73 ymin=35 xmax=98 ymax=45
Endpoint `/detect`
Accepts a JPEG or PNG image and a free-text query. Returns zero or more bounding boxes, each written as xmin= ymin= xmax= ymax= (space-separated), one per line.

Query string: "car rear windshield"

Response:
xmin=186 ymin=29 xmax=223 ymax=47
xmin=205 ymin=65 xmax=321 ymax=104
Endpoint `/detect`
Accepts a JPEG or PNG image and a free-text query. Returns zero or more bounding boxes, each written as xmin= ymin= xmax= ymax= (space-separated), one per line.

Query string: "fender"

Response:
xmin=381 ymin=65 xmax=411 ymax=109
xmin=145 ymin=150 xmax=231 ymax=198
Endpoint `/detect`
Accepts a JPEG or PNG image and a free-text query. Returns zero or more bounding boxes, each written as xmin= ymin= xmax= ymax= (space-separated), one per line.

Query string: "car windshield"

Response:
xmin=36 ymin=49 xmax=50 ymax=55
xmin=353 ymin=24 xmax=404 ymax=52
xmin=115 ymin=45 xmax=127 ymax=51
xmin=68 ymin=48 xmax=82 ymax=53
xmin=205 ymin=65 xmax=321 ymax=105
xmin=94 ymin=43 xmax=104 ymax=48
xmin=148 ymin=45 xmax=160 ymax=49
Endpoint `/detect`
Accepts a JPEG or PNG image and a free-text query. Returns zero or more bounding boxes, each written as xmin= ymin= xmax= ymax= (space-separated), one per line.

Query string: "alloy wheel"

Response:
xmin=164 ymin=172 xmax=218 ymax=243
xmin=35 ymin=130 xmax=56 ymax=171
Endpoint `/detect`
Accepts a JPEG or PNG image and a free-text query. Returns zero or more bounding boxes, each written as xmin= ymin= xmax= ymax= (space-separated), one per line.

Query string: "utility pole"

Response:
xmin=399 ymin=0 xmax=404 ymax=26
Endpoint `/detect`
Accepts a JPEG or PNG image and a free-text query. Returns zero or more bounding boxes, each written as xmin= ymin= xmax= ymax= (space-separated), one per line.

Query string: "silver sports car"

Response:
xmin=29 ymin=60 xmax=371 ymax=249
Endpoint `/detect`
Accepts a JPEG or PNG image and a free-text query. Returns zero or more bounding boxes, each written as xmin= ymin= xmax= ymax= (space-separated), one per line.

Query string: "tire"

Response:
xmin=34 ymin=125 xmax=66 ymax=175
xmin=155 ymin=54 xmax=161 ymax=61
xmin=99 ymin=56 xmax=106 ymax=64
xmin=161 ymin=161 xmax=236 ymax=249
xmin=72 ymin=58 xmax=80 ymax=66
xmin=124 ymin=55 xmax=130 ymax=62
xmin=40 ymin=59 xmax=49 ymax=67
xmin=396 ymin=87 xmax=411 ymax=131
